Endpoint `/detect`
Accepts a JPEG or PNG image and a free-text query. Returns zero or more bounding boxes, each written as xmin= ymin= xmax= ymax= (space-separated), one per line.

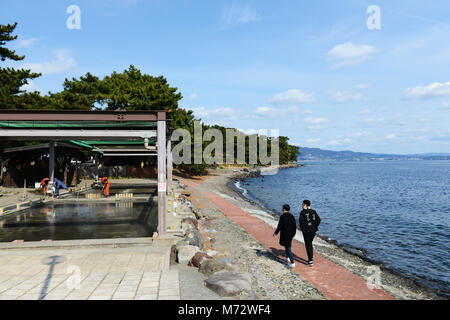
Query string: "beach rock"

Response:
xmin=186 ymin=228 xmax=203 ymax=250
xmin=218 ymin=257 xmax=236 ymax=265
xmin=182 ymin=217 xmax=198 ymax=229
xmin=205 ymin=272 xmax=252 ymax=297
xmin=199 ymin=259 xmax=234 ymax=276
xmin=181 ymin=222 xmax=192 ymax=236
xmin=193 ymin=208 xmax=204 ymax=219
xmin=206 ymin=249 xmax=219 ymax=257
xmin=177 ymin=245 xmax=201 ymax=264
xmin=175 ymin=240 xmax=190 ymax=251
xmin=189 ymin=252 xmax=212 ymax=268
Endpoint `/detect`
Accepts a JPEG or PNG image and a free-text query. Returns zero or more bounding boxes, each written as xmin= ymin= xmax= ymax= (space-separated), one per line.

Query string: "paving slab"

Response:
xmin=0 ymin=243 xmax=173 ymax=300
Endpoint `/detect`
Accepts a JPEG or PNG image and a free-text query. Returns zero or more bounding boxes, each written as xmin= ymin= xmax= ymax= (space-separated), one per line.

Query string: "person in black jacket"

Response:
xmin=299 ymin=200 xmax=321 ymax=266
xmin=274 ymin=204 xmax=297 ymax=268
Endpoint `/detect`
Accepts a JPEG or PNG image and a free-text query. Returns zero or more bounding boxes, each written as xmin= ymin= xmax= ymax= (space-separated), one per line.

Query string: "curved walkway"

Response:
xmin=179 ymin=178 xmax=395 ymax=300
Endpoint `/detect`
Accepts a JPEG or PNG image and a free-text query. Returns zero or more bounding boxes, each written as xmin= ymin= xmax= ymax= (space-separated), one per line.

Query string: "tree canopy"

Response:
xmin=0 ymin=22 xmax=42 ymax=109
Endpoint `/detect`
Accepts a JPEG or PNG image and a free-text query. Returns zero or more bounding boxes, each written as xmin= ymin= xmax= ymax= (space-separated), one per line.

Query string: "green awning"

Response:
xmin=69 ymin=140 xmax=94 ymax=149
xmin=69 ymin=140 xmax=104 ymax=154
xmin=80 ymin=140 xmax=152 ymax=145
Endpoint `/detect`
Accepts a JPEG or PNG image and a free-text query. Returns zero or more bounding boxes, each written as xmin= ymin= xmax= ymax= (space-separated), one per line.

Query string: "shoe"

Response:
xmin=288 ymin=263 xmax=296 ymax=268
xmin=282 ymin=257 xmax=289 ymax=263
xmin=308 ymin=261 xmax=314 ymax=267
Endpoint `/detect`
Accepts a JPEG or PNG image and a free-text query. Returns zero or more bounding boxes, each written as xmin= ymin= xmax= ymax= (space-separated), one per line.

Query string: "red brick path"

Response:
xmin=178 ymin=178 xmax=395 ymax=300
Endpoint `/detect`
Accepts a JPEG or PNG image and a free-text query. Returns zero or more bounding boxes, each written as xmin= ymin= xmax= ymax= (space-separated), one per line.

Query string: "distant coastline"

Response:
xmin=298 ymin=147 xmax=450 ymax=161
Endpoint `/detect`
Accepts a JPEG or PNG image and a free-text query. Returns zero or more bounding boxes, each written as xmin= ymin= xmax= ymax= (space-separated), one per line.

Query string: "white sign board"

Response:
xmin=158 ymin=183 xmax=166 ymax=192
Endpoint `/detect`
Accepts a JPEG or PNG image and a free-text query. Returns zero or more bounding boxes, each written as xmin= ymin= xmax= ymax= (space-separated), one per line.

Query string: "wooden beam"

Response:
xmin=0 ymin=110 xmax=165 ymax=121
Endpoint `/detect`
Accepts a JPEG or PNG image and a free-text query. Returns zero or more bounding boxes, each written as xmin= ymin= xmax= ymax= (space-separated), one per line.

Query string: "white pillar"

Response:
xmin=157 ymin=118 xmax=167 ymax=236
xmin=49 ymin=141 xmax=55 ymax=183
xmin=167 ymin=137 xmax=172 ymax=194
xmin=94 ymin=154 xmax=99 ymax=183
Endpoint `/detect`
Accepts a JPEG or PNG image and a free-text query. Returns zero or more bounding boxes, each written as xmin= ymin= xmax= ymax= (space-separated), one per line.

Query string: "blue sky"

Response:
xmin=2 ymin=0 xmax=450 ymax=154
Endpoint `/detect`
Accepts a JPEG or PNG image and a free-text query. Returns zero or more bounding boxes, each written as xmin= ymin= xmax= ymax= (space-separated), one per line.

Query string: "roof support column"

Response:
xmin=94 ymin=154 xmax=99 ymax=183
xmin=167 ymin=137 xmax=172 ymax=194
xmin=49 ymin=141 xmax=55 ymax=183
xmin=157 ymin=114 xmax=167 ymax=236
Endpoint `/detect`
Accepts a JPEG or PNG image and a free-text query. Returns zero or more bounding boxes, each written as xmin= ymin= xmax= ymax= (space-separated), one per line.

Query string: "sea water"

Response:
xmin=239 ymin=160 xmax=450 ymax=294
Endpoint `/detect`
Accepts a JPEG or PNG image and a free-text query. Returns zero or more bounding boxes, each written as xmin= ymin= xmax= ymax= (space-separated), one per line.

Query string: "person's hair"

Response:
xmin=282 ymin=204 xmax=290 ymax=212
xmin=303 ymin=200 xmax=311 ymax=207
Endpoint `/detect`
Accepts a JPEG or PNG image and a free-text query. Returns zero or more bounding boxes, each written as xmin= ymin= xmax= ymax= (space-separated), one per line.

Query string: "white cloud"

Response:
xmin=16 ymin=37 xmax=38 ymax=48
xmin=306 ymin=138 xmax=321 ymax=143
xmin=220 ymin=1 xmax=261 ymax=29
xmin=355 ymin=83 xmax=371 ymax=90
xmin=360 ymin=108 xmax=371 ymax=114
xmin=192 ymin=106 xmax=235 ymax=119
xmin=385 ymin=134 xmax=396 ymax=140
xmin=329 ymin=90 xmax=362 ymax=103
xmin=270 ymin=89 xmax=316 ymax=105
xmin=255 ymin=106 xmax=275 ymax=115
xmin=22 ymin=49 xmax=76 ymax=75
xmin=403 ymin=81 xmax=450 ymax=100
xmin=328 ymin=138 xmax=352 ymax=146
xmin=328 ymin=42 xmax=378 ymax=69
xmin=253 ymin=105 xmax=297 ymax=117
xmin=21 ymin=81 xmax=40 ymax=93
xmin=189 ymin=93 xmax=199 ymax=100
xmin=363 ymin=117 xmax=389 ymax=124
xmin=328 ymin=140 xmax=341 ymax=146
xmin=304 ymin=117 xmax=328 ymax=125
xmin=345 ymin=132 xmax=366 ymax=137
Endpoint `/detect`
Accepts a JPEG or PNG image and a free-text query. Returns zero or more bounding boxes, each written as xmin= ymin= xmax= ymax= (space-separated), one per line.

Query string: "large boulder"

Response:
xmin=199 ymin=259 xmax=234 ymax=276
xmin=189 ymin=252 xmax=212 ymax=268
xmin=175 ymin=240 xmax=190 ymax=251
xmin=186 ymin=227 xmax=203 ymax=250
xmin=205 ymin=272 xmax=252 ymax=297
xmin=177 ymin=245 xmax=201 ymax=263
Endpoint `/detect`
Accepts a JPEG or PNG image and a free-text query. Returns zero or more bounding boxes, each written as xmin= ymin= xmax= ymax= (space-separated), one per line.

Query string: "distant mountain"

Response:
xmin=297 ymin=147 xmax=450 ymax=161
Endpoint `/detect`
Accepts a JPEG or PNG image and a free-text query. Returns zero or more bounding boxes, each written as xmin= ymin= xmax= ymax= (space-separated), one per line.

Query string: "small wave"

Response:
xmin=234 ymin=180 xmax=248 ymax=197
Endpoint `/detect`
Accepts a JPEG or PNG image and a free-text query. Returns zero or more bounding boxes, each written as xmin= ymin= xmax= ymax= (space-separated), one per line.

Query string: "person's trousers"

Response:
xmin=285 ymin=246 xmax=294 ymax=264
xmin=55 ymin=182 xmax=69 ymax=195
xmin=302 ymin=232 xmax=315 ymax=262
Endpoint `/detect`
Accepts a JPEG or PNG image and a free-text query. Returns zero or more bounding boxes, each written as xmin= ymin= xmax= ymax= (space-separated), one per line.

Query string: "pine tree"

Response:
xmin=0 ymin=22 xmax=42 ymax=109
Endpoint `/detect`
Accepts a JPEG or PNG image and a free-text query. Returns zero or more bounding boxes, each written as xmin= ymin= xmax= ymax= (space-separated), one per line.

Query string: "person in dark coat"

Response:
xmin=274 ymin=204 xmax=297 ymax=268
xmin=299 ymin=200 xmax=321 ymax=266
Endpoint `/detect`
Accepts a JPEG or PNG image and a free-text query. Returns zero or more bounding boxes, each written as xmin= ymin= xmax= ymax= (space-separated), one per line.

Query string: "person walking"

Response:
xmin=299 ymin=200 xmax=321 ymax=267
xmin=274 ymin=204 xmax=297 ymax=268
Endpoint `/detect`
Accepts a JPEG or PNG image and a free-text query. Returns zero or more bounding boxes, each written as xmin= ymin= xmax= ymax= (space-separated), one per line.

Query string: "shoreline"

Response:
xmin=212 ymin=165 xmax=445 ymax=299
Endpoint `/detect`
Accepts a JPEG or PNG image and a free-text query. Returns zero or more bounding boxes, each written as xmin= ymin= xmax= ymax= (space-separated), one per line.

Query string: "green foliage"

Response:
xmin=49 ymin=65 xmax=183 ymax=112
xmin=0 ymin=22 xmax=42 ymax=109
xmin=0 ymin=22 xmax=24 ymax=62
